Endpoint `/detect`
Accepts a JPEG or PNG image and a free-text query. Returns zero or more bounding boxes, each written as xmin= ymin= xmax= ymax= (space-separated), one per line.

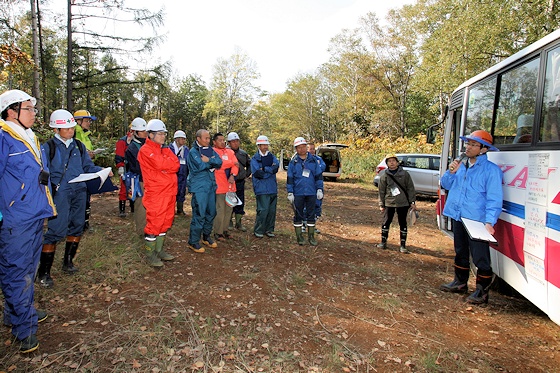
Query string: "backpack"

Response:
xmin=47 ymin=138 xmax=85 ymax=162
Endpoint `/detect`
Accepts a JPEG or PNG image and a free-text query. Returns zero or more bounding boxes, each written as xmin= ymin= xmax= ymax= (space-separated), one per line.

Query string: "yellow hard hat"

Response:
xmin=73 ymin=109 xmax=97 ymax=120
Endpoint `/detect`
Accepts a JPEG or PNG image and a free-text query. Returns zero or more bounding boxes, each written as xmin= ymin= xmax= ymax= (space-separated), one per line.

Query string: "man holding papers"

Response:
xmin=439 ymin=130 xmax=503 ymax=305
xmin=38 ymin=110 xmax=110 ymax=289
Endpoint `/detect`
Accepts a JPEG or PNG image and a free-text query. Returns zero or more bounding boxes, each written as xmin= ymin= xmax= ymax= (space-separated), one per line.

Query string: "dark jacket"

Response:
xmin=378 ymin=166 xmax=416 ymax=208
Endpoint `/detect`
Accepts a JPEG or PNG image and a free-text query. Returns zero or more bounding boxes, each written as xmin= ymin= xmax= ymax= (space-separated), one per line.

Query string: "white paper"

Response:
xmin=461 ymin=217 xmax=498 ymax=243
xmin=93 ymin=148 xmax=106 ymax=155
xmin=68 ymin=167 xmax=112 ymax=190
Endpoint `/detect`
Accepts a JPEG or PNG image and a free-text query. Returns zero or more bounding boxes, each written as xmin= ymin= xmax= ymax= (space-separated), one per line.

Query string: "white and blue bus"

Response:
xmin=437 ymin=29 xmax=560 ymax=325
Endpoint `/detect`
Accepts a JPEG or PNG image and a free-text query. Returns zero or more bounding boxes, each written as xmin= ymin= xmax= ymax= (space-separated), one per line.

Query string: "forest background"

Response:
xmin=2 ymin=0 xmax=560 ymax=180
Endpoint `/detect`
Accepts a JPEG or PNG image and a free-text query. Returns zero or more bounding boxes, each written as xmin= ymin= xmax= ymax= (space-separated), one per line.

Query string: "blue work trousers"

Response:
xmin=0 ymin=219 xmax=43 ymax=340
xmin=44 ymin=187 xmax=86 ymax=244
xmin=254 ymin=194 xmax=277 ymax=235
xmin=452 ymin=219 xmax=492 ymax=273
xmin=293 ymin=195 xmax=316 ymax=225
xmin=189 ymin=191 xmax=216 ymax=245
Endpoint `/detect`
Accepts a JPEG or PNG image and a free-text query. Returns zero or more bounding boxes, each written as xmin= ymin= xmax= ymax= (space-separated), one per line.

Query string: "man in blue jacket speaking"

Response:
xmin=439 ymin=130 xmax=503 ymax=305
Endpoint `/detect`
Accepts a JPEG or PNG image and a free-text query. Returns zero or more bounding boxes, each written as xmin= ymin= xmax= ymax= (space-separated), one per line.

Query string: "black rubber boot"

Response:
xmin=176 ymin=201 xmax=185 ymax=216
xmin=466 ymin=271 xmax=493 ymax=304
xmin=62 ymin=236 xmax=80 ymax=274
xmin=37 ymin=248 xmax=56 ymax=288
xmin=399 ymin=230 xmax=409 ymax=253
xmin=376 ymin=228 xmax=389 ymax=249
xmin=119 ymin=200 xmax=126 ymax=217
xmin=440 ymin=265 xmax=470 ymax=293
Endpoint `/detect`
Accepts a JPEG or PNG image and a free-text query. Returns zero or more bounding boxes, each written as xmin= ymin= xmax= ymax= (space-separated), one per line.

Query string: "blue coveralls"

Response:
xmin=0 ymin=122 xmax=56 ymax=340
xmin=251 ymin=151 xmax=279 ymax=235
xmin=43 ymin=137 xmax=102 ymax=243
xmin=169 ymin=142 xmax=189 ymax=204
xmin=287 ymin=152 xmax=324 ymax=226
xmin=187 ymin=141 xmax=222 ymax=245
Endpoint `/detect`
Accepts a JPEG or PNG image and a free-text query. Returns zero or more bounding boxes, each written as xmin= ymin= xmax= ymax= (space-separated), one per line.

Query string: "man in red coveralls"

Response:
xmin=212 ymin=133 xmax=239 ymax=241
xmin=137 ymin=119 xmax=180 ymax=267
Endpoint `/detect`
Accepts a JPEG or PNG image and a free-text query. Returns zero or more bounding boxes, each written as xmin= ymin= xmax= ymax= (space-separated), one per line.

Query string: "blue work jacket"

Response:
xmin=440 ymin=153 xmax=503 ymax=225
xmin=251 ymin=152 xmax=279 ymax=195
xmin=0 ymin=121 xmax=56 ymax=227
xmin=286 ymin=152 xmax=324 ymax=196
xmin=186 ymin=141 xmax=222 ymax=193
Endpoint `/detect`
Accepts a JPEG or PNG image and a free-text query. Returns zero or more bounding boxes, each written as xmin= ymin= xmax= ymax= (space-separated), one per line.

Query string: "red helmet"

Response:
xmin=460 ymin=130 xmax=498 ymax=151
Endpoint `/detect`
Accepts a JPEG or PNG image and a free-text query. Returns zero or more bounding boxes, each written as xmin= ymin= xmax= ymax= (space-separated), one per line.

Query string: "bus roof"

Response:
xmin=452 ymin=28 xmax=560 ymax=95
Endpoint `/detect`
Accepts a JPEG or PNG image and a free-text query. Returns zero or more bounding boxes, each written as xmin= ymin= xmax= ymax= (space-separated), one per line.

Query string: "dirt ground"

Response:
xmin=1 ymin=175 xmax=559 ymax=372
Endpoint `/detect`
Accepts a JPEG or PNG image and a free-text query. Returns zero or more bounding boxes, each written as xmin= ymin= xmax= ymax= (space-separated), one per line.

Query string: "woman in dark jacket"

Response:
xmin=377 ymin=154 xmax=416 ymax=253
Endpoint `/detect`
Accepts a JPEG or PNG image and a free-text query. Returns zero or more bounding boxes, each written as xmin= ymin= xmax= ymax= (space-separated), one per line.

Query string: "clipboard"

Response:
xmin=461 ymin=217 xmax=498 ymax=243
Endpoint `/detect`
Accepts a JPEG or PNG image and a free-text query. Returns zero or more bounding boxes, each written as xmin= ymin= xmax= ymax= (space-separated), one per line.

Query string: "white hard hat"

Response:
xmin=130 ymin=117 xmax=147 ymax=131
xmin=146 ymin=119 xmax=167 ymax=133
xmin=0 ymin=89 xmax=37 ymax=113
xmin=49 ymin=109 xmax=77 ymax=128
xmin=293 ymin=137 xmax=307 ymax=147
xmin=227 ymin=132 xmax=240 ymax=141
xmin=256 ymin=135 xmax=270 ymax=145
xmin=174 ymin=130 xmax=186 ymax=139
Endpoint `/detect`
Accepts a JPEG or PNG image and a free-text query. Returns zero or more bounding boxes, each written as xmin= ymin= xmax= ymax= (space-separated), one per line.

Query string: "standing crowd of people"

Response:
xmin=0 ymin=87 xmax=504 ymax=355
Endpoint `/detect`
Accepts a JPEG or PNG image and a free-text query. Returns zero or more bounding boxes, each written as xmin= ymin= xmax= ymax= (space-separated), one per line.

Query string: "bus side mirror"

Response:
xmin=427 ymin=127 xmax=436 ymax=144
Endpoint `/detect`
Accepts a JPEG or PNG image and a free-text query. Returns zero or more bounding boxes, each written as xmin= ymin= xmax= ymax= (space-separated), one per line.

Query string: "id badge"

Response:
xmin=391 ymin=187 xmax=401 ymax=196
xmin=222 ymin=155 xmax=228 ymax=160
xmin=302 ymin=169 xmax=310 ymax=178
xmin=180 ymin=159 xmax=186 ymax=165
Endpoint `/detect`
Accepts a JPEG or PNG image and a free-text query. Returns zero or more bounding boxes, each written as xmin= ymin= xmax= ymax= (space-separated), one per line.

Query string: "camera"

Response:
xmin=38 ymin=169 xmax=50 ymax=186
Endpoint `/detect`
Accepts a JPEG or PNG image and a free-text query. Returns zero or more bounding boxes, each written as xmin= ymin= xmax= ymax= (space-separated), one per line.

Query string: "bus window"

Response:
xmin=540 ymin=47 xmax=560 ymax=142
xmin=465 ymin=77 xmax=496 ymax=135
xmin=494 ymin=58 xmax=540 ymax=145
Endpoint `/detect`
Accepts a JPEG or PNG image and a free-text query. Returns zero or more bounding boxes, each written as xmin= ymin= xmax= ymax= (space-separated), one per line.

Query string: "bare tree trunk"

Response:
xmin=66 ymin=0 xmax=73 ymax=111
xmin=30 ymin=0 xmax=41 ymax=111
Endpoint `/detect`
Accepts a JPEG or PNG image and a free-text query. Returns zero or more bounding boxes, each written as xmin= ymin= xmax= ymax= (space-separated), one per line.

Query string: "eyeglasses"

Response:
xmin=155 ymin=131 xmax=167 ymax=136
xmin=466 ymin=142 xmax=481 ymax=147
xmin=20 ymin=107 xmax=39 ymax=114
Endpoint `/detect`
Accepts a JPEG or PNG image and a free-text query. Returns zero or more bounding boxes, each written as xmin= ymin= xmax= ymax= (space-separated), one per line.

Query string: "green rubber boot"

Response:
xmin=235 ymin=214 xmax=247 ymax=232
xmin=156 ymin=234 xmax=174 ymax=261
xmin=295 ymin=226 xmax=305 ymax=245
xmin=308 ymin=226 xmax=318 ymax=246
xmin=144 ymin=238 xmax=163 ymax=267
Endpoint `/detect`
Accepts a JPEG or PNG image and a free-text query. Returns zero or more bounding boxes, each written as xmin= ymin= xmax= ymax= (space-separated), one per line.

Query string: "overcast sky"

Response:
xmin=131 ymin=0 xmax=415 ymax=93
xmin=46 ymin=0 xmax=414 ymax=93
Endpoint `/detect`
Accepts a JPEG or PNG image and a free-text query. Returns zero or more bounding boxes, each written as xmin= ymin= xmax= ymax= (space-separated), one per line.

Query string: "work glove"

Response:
xmin=317 ymin=189 xmax=323 ymax=200
xmin=287 ymin=193 xmax=294 ymax=204
xmin=118 ymin=166 xmax=125 ymax=176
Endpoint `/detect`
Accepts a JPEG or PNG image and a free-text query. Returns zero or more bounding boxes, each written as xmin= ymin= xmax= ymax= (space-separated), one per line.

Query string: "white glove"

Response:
xmin=287 ymin=193 xmax=294 ymax=204
xmin=317 ymin=189 xmax=323 ymax=200
xmin=118 ymin=166 xmax=125 ymax=176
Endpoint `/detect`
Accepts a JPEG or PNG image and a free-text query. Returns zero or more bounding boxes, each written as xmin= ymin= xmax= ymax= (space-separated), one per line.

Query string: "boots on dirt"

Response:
xmin=37 ymin=246 xmax=56 ymax=288
xmin=294 ymin=225 xmax=305 ymax=245
xmin=155 ymin=234 xmax=174 ymax=261
xmin=62 ymin=236 xmax=80 ymax=274
xmin=440 ymin=265 xmax=469 ymax=294
xmin=235 ymin=214 xmax=247 ymax=232
xmin=144 ymin=235 xmax=163 ymax=267
xmin=119 ymin=200 xmax=126 ymax=218
xmin=376 ymin=228 xmax=389 ymax=249
xmin=399 ymin=230 xmax=409 ymax=253
xmin=307 ymin=225 xmax=318 ymax=246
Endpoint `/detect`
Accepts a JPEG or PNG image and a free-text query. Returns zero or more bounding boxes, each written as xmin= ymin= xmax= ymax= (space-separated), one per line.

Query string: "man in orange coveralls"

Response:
xmin=137 ymin=119 xmax=179 ymax=267
xmin=212 ymin=133 xmax=239 ymax=241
